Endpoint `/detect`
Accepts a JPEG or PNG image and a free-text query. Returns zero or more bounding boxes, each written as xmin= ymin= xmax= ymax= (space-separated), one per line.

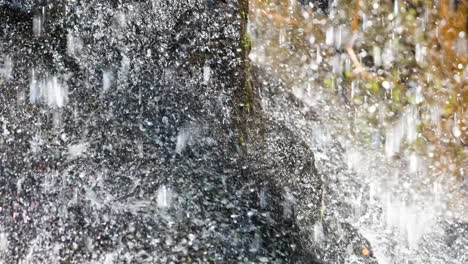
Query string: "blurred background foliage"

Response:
xmin=248 ymin=0 xmax=466 ymax=200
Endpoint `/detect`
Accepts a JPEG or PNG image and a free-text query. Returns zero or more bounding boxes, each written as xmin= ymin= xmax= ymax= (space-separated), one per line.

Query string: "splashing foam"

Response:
xmin=67 ymin=142 xmax=88 ymax=159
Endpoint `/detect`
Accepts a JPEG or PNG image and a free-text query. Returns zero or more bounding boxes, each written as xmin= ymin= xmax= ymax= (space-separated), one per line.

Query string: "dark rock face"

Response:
xmin=0 ymin=1 xmax=321 ymax=263
xmin=0 ymin=1 xmax=377 ymax=263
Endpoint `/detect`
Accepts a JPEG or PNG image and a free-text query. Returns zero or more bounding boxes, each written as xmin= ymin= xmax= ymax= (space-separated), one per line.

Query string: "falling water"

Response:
xmin=248 ymin=0 xmax=467 ymax=263
xmin=0 ymin=0 xmax=466 ymax=263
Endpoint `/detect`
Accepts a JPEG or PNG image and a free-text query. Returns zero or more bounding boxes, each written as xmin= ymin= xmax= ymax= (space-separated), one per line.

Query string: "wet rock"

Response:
xmin=0 ymin=0 xmax=321 ymax=263
xmin=0 ymin=0 xmax=379 ymax=263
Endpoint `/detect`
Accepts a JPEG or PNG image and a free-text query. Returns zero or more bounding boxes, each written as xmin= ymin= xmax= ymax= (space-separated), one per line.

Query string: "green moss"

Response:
xmin=392 ymin=67 xmax=400 ymax=79
xmin=245 ymin=75 xmax=254 ymax=112
xmin=325 ymin=78 xmax=334 ymax=89
xmin=406 ymin=8 xmax=417 ymax=23
xmin=392 ymin=86 xmax=401 ymax=105
xmin=353 ymin=96 xmax=364 ymax=105
xmin=242 ymin=34 xmax=252 ymax=52
xmin=241 ymin=10 xmax=248 ymax=21
xmin=370 ymin=80 xmax=380 ymax=95
xmin=239 ymin=135 xmax=245 ymax=146
xmin=344 ymin=71 xmax=353 ymax=79
xmin=444 ymin=104 xmax=455 ymax=116
xmin=236 ymin=0 xmax=256 ymax=150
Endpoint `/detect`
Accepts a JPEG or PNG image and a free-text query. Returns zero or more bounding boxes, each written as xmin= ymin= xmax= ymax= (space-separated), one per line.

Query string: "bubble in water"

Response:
xmin=102 ymin=70 xmax=114 ymax=92
xmin=415 ymin=43 xmax=427 ymax=66
xmin=313 ymin=222 xmax=324 ymax=244
xmin=0 ymin=56 xmax=13 ymax=79
xmin=373 ymin=46 xmax=382 ymax=67
xmin=326 ymin=26 xmax=334 ymax=46
xmin=203 ymin=65 xmax=211 ymax=84
xmin=29 ymin=73 xmax=68 ymax=108
xmin=385 ymin=123 xmax=402 ymax=158
xmin=33 ymin=14 xmax=43 ymax=37
xmin=156 ymin=186 xmax=172 ymax=208
xmin=0 ymin=232 xmax=8 ymax=253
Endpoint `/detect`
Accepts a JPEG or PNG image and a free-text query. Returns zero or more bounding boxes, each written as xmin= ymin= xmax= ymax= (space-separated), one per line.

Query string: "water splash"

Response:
xmin=29 ymin=72 xmax=68 ymax=108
